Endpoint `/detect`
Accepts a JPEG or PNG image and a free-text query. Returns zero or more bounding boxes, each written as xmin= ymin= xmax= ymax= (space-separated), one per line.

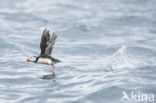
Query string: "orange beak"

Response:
xmin=26 ymin=58 xmax=31 ymax=62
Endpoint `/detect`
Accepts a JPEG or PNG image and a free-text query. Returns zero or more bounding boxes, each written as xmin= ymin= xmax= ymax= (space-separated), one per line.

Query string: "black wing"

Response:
xmin=40 ymin=28 xmax=50 ymax=56
xmin=45 ymin=32 xmax=57 ymax=56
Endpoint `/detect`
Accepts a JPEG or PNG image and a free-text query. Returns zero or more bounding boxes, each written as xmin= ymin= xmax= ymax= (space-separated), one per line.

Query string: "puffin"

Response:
xmin=26 ymin=28 xmax=60 ymax=73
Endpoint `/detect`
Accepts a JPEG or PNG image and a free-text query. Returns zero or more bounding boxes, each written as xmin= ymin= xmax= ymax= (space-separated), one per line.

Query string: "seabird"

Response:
xmin=26 ymin=28 xmax=60 ymax=73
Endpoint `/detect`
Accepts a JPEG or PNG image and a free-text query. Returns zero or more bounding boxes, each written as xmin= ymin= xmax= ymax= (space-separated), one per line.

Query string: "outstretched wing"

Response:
xmin=40 ymin=28 xmax=50 ymax=55
xmin=45 ymin=32 xmax=57 ymax=56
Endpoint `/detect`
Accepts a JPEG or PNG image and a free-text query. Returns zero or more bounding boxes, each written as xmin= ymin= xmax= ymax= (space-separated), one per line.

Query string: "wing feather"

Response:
xmin=40 ymin=28 xmax=50 ymax=55
xmin=45 ymin=32 xmax=57 ymax=56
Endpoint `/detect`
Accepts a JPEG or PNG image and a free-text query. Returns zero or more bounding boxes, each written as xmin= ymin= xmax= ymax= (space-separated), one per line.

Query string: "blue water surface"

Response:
xmin=0 ymin=0 xmax=156 ymax=103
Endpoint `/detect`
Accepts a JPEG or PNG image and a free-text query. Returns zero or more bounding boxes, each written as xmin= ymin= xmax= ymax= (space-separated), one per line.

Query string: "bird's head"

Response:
xmin=26 ymin=56 xmax=37 ymax=62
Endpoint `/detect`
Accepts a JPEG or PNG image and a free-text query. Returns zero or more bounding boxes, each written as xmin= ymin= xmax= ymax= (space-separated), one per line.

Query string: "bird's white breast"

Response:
xmin=37 ymin=58 xmax=54 ymax=65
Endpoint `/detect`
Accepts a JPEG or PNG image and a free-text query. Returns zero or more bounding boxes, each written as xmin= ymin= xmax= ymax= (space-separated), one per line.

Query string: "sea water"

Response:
xmin=0 ymin=0 xmax=156 ymax=103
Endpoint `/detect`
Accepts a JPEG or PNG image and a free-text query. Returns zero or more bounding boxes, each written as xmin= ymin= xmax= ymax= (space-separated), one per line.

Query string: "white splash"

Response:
xmin=103 ymin=45 xmax=134 ymax=71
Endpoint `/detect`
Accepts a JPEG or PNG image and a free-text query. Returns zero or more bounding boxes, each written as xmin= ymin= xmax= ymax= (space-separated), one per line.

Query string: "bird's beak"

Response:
xmin=26 ymin=58 xmax=31 ymax=62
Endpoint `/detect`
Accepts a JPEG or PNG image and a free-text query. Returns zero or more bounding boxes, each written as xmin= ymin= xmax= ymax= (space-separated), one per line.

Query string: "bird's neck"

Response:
xmin=35 ymin=56 xmax=40 ymax=63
